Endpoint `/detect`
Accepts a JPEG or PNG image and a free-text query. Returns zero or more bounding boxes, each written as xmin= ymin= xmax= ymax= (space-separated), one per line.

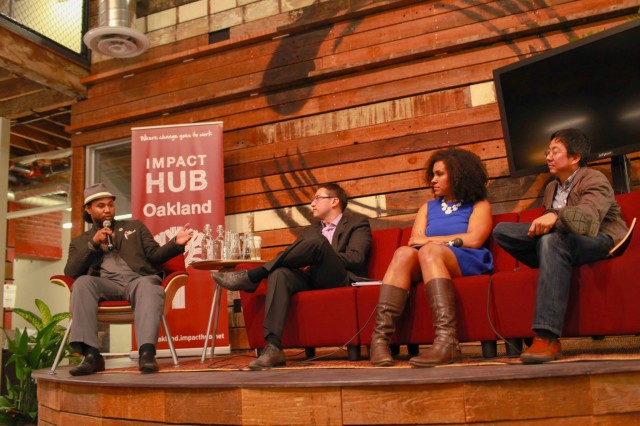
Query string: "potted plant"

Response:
xmin=0 ymin=299 xmax=71 ymax=425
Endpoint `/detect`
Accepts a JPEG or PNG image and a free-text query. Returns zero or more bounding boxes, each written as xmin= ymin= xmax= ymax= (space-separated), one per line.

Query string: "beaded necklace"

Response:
xmin=441 ymin=198 xmax=462 ymax=215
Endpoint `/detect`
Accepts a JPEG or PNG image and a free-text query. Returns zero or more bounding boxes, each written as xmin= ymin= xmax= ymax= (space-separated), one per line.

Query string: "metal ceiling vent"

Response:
xmin=83 ymin=0 xmax=149 ymax=58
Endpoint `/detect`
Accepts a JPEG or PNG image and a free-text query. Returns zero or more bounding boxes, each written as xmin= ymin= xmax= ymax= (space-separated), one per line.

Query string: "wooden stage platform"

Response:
xmin=34 ymin=349 xmax=640 ymax=425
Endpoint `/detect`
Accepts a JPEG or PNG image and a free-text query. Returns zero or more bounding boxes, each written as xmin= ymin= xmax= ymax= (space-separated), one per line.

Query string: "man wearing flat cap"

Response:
xmin=64 ymin=183 xmax=194 ymax=375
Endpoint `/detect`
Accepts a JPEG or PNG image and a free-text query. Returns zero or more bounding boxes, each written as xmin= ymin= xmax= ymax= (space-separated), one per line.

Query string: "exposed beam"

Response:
xmin=24 ymin=120 xmax=70 ymax=141
xmin=10 ymin=125 xmax=68 ymax=149
xmin=0 ymin=68 xmax=12 ymax=81
xmin=0 ymin=89 xmax=76 ymax=118
xmin=9 ymin=134 xmax=41 ymax=153
xmin=0 ymin=77 xmax=44 ymax=100
xmin=0 ymin=26 xmax=87 ymax=99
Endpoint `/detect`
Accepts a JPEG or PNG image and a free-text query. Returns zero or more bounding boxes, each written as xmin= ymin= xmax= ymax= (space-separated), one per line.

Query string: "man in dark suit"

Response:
xmin=213 ymin=183 xmax=372 ymax=369
xmin=64 ymin=183 xmax=193 ymax=376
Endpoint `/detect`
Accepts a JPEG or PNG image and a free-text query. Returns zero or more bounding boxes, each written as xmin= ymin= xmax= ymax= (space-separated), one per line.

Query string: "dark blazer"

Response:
xmin=299 ymin=212 xmax=372 ymax=280
xmin=64 ymin=219 xmax=185 ymax=279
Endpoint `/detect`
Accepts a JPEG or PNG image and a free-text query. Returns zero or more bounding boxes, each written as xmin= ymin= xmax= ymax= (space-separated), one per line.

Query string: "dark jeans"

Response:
xmin=263 ymin=234 xmax=349 ymax=340
xmin=492 ymin=222 xmax=613 ymax=336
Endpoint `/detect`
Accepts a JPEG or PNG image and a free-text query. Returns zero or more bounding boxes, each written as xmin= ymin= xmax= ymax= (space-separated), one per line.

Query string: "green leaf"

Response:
xmin=11 ymin=308 xmax=43 ymax=331
xmin=36 ymin=298 xmax=53 ymax=326
xmin=1 ymin=299 xmax=71 ymax=423
xmin=51 ymin=311 xmax=71 ymax=324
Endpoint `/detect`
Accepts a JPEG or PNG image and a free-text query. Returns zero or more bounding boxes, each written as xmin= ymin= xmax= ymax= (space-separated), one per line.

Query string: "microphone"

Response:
xmin=103 ymin=220 xmax=114 ymax=251
xmin=447 ymin=238 xmax=463 ymax=247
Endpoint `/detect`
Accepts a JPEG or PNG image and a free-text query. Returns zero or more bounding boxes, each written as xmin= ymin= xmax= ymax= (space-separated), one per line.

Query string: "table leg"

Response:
xmin=209 ymin=284 xmax=222 ymax=359
xmin=201 ymin=281 xmax=221 ymax=363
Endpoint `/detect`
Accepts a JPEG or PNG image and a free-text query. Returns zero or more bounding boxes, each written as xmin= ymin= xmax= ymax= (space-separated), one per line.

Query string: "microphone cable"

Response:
xmin=292 ymin=295 xmax=379 ymax=366
xmin=485 ymin=274 xmax=524 ymax=357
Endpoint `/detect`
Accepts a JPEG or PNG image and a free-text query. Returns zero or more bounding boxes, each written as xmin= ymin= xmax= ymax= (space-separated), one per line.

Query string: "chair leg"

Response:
xmin=50 ymin=318 xmax=72 ymax=374
xmin=161 ymin=315 xmax=179 ymax=367
xmin=481 ymin=340 xmax=498 ymax=358
xmin=407 ymin=344 xmax=420 ymax=357
xmin=347 ymin=345 xmax=361 ymax=361
xmin=390 ymin=344 xmax=400 ymax=356
xmin=505 ymin=338 xmax=523 ymax=357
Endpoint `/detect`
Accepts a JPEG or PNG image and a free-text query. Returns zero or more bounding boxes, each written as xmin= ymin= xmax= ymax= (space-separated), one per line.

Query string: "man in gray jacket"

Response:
xmin=65 ymin=183 xmax=193 ymax=375
xmin=493 ymin=128 xmax=628 ymax=363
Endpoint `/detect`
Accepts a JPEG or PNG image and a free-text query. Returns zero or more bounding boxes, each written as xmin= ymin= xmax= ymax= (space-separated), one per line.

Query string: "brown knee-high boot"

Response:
xmin=369 ymin=284 xmax=408 ymax=366
xmin=409 ymin=278 xmax=461 ymax=367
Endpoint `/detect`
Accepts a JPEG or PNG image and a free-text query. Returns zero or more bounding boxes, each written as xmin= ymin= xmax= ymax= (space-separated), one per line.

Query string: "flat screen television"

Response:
xmin=493 ymin=19 xmax=640 ymax=180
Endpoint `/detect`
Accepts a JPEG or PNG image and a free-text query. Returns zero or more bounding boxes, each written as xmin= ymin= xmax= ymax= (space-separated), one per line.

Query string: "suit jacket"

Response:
xmin=543 ymin=167 xmax=628 ymax=245
xmin=265 ymin=212 xmax=372 ymax=281
xmin=303 ymin=213 xmax=372 ymax=280
xmin=64 ymin=219 xmax=185 ymax=279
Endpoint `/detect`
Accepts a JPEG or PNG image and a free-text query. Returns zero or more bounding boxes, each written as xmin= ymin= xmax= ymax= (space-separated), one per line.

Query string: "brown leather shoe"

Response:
xmin=69 ymin=353 xmax=105 ymax=376
xmin=139 ymin=351 xmax=160 ymax=373
xmin=520 ymin=336 xmax=562 ymax=364
xmin=248 ymin=343 xmax=286 ymax=370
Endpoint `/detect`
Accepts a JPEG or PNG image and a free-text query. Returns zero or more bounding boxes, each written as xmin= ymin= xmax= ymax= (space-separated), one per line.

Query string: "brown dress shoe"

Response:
xmin=139 ymin=351 xmax=160 ymax=373
xmin=69 ymin=353 xmax=106 ymax=376
xmin=520 ymin=336 xmax=562 ymax=364
xmin=248 ymin=343 xmax=286 ymax=370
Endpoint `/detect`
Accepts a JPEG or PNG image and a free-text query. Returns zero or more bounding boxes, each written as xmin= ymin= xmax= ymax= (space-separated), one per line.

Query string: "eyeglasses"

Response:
xmin=544 ymin=149 xmax=567 ymax=158
xmin=311 ymin=195 xmax=335 ymax=203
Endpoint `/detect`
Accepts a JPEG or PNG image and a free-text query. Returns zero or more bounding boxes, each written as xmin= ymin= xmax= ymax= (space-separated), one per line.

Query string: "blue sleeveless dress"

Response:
xmin=426 ymin=198 xmax=493 ymax=276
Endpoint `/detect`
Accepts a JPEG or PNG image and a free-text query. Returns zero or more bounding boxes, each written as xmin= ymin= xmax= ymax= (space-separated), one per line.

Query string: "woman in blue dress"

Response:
xmin=370 ymin=148 xmax=493 ymax=367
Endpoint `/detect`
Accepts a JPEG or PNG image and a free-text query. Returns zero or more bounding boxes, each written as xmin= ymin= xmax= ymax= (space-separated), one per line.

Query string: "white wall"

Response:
xmin=11 ymin=211 xmax=71 ymax=330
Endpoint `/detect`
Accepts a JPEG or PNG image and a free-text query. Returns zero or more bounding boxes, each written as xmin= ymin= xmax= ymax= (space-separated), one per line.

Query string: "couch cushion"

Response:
xmin=367 ymin=228 xmax=402 ymax=280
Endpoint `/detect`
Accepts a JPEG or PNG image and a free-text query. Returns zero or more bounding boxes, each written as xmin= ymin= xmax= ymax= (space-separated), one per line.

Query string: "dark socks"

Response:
xmin=139 ymin=343 xmax=156 ymax=355
xmin=266 ymin=333 xmax=282 ymax=349
xmin=535 ymin=329 xmax=559 ymax=341
xmin=71 ymin=341 xmax=102 ymax=359
xmin=70 ymin=342 xmax=85 ymax=356
xmin=247 ymin=266 xmax=268 ymax=284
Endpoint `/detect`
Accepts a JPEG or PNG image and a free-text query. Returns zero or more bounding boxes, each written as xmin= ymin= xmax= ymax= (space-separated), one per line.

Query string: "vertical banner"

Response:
xmin=131 ymin=122 xmax=229 ymax=356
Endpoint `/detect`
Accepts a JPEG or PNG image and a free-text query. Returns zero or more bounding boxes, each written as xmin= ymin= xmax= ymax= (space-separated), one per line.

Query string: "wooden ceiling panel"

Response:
xmin=0 ymin=23 xmax=88 ymax=161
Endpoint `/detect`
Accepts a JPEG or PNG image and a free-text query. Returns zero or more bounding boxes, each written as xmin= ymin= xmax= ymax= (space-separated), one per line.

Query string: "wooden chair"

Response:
xmin=49 ymin=254 xmax=188 ymax=374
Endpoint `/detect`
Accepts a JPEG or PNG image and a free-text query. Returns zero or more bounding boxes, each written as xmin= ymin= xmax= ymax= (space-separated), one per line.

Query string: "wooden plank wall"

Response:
xmin=69 ymin=0 xmax=640 ymax=348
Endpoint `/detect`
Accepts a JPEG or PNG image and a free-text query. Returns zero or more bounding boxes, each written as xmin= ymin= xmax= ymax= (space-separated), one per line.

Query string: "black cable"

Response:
xmin=485 ymin=275 xmax=523 ymax=357
xmin=292 ymin=297 xmax=379 ymax=366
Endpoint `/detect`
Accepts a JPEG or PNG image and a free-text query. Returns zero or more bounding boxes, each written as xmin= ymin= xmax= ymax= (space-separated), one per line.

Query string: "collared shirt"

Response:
xmin=553 ymin=167 xmax=581 ymax=209
xmin=321 ymin=214 xmax=343 ymax=243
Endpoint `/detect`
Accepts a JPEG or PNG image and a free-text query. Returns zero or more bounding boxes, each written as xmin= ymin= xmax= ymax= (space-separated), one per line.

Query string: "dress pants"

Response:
xmin=492 ymin=222 xmax=612 ymax=336
xmin=69 ymin=275 xmax=165 ymax=350
xmin=263 ymin=234 xmax=350 ymax=340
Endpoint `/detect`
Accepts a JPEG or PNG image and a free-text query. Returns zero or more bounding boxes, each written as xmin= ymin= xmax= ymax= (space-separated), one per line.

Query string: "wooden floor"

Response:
xmin=34 ymin=347 xmax=640 ymax=426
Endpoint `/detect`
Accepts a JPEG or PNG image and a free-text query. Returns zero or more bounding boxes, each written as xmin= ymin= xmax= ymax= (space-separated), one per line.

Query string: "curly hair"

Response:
xmin=426 ymin=148 xmax=488 ymax=203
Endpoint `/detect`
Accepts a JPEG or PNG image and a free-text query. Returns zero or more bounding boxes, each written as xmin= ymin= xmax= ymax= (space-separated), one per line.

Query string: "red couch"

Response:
xmin=238 ymin=227 xmax=402 ymax=360
xmin=238 ymin=191 xmax=639 ymax=359
xmin=239 ymin=214 xmax=516 ymax=358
